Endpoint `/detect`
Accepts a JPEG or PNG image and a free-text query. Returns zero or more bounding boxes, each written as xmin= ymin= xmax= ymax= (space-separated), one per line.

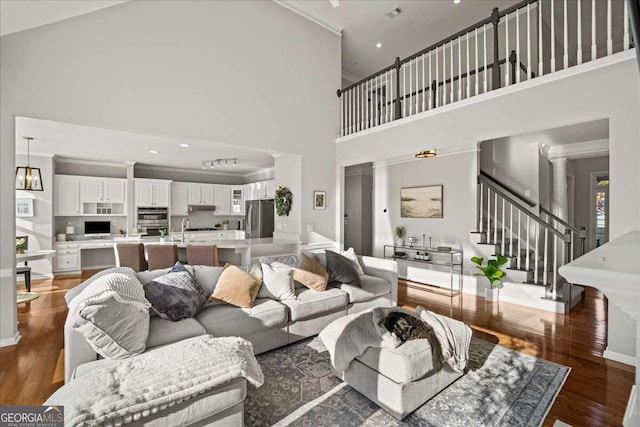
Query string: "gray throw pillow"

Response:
xmin=325 ymin=250 xmax=361 ymax=287
xmin=259 ymin=255 xmax=301 ymax=268
xmin=71 ymin=298 xmax=149 ymax=359
xmin=189 ymin=265 xmax=225 ymax=297
xmin=143 ymin=262 xmax=207 ymax=321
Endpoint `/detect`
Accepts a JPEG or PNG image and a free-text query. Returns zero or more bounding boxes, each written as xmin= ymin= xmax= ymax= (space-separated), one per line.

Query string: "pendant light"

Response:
xmin=15 ymin=137 xmax=43 ymax=191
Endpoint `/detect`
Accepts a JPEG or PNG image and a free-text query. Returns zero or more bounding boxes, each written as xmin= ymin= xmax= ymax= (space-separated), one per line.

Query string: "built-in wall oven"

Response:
xmin=137 ymin=207 xmax=169 ymax=236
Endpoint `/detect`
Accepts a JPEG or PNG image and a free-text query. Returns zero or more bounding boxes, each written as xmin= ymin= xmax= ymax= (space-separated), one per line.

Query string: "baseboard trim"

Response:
xmin=603 ymin=347 xmax=637 ymax=367
xmin=0 ymin=332 xmax=22 ymax=348
xmin=82 ymin=264 xmax=116 ymax=271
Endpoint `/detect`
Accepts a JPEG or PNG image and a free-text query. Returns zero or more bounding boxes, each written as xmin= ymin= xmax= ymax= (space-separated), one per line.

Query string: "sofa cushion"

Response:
xmin=258 ymin=263 xmax=296 ymax=301
xmin=325 ymin=250 xmax=361 ymax=287
xmin=196 ymin=298 xmax=288 ymax=337
xmin=356 ymin=339 xmax=438 ymax=385
xmin=210 ymin=264 xmax=262 ymax=308
xmin=282 ymin=287 xmax=349 ymax=322
xmin=332 ymin=274 xmax=391 ymax=303
xmin=71 ymin=298 xmax=149 ymax=360
xmin=340 ymin=247 xmax=365 ymax=276
xmin=189 ymin=265 xmax=225 ymax=297
xmin=259 ymin=255 xmax=301 ymax=268
xmin=143 ymin=262 xmax=207 ymax=321
xmin=293 ymin=254 xmax=329 ymax=291
xmin=146 ymin=316 xmax=206 ymax=349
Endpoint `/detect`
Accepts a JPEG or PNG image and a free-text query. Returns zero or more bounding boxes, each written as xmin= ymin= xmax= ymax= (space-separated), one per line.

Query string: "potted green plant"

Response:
xmin=159 ymin=228 xmax=167 ymax=243
xmin=394 ymin=225 xmax=406 ymax=247
xmin=16 ymin=237 xmax=26 ymax=254
xmin=471 ymin=254 xmax=509 ymax=301
xmin=222 ymin=219 xmax=229 ymax=230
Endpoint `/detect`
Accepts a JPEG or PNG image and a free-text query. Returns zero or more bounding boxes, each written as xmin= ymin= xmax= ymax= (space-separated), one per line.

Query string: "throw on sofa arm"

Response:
xmin=358 ymin=256 xmax=398 ymax=306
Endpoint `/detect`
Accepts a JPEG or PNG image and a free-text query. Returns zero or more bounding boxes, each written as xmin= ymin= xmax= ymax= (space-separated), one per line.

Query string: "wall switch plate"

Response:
xmin=276 ymin=223 xmax=282 ymax=230
xmin=307 ymin=224 xmax=314 ymax=232
xmin=525 ymin=189 xmax=531 ymax=197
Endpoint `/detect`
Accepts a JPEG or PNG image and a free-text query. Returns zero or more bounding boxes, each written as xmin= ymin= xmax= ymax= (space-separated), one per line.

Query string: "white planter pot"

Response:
xmin=159 ymin=237 xmax=166 ymax=244
xmin=485 ymin=287 xmax=500 ymax=302
xmin=396 ymin=238 xmax=404 ymax=247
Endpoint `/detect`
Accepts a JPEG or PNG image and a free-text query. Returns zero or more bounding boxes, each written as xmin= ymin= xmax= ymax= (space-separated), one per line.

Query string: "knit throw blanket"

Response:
xmin=320 ymin=306 xmax=472 ymax=373
xmin=45 ymin=335 xmax=264 ymax=427
xmin=68 ymin=267 xmax=150 ymax=314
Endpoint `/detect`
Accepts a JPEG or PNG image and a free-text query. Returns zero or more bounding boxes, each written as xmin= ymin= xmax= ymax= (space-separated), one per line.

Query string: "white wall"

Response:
xmin=15 ymin=154 xmax=54 ymax=278
xmin=373 ymin=151 xmax=479 ymax=275
xmin=337 ymin=51 xmax=640 ymax=363
xmin=0 ymin=0 xmax=340 ymax=344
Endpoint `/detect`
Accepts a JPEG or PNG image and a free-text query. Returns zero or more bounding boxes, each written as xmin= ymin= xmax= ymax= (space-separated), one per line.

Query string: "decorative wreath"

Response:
xmin=275 ymin=186 xmax=293 ymax=217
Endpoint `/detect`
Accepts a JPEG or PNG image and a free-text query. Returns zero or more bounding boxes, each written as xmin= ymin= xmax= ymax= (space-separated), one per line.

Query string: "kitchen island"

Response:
xmin=54 ymin=235 xmax=300 ymax=275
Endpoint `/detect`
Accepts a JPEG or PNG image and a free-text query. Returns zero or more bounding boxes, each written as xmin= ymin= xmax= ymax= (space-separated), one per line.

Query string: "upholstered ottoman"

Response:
xmin=334 ymin=338 xmax=464 ymax=419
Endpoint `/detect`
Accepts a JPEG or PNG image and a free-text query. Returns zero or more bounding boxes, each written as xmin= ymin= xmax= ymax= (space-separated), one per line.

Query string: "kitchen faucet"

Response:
xmin=180 ymin=218 xmax=189 ymax=242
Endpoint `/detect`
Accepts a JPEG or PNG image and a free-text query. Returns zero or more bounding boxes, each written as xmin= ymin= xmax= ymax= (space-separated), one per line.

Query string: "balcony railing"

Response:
xmin=337 ymin=0 xmax=633 ymax=137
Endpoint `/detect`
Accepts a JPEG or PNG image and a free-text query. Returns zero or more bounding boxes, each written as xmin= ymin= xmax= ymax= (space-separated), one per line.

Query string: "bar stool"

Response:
xmin=186 ymin=245 xmax=219 ymax=267
xmin=146 ymin=244 xmax=179 ymax=270
xmin=114 ymin=243 xmax=148 ymax=272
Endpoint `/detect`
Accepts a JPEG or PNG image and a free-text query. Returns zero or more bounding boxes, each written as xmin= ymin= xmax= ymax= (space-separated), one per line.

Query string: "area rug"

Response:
xmin=16 ymin=291 xmax=39 ymax=304
xmin=245 ymin=336 xmax=570 ymax=427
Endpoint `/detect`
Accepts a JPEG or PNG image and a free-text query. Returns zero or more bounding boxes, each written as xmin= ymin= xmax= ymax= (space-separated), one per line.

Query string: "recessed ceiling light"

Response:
xmin=376 ymin=42 xmax=382 ymax=48
xmin=329 ymin=0 xmax=340 ymax=8
xmin=179 ymin=143 xmax=189 ymax=148
xmin=149 ymin=150 xmax=159 ymax=154
xmin=454 ymin=0 xmax=461 ymax=3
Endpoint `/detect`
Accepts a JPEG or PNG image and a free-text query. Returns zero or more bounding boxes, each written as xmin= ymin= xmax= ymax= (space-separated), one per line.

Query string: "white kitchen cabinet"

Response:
xmin=104 ymin=180 xmax=126 ymax=203
xmin=53 ymin=242 xmax=80 ymax=272
xmin=55 ymin=175 xmax=81 ymax=216
xmin=80 ymin=178 xmax=103 ymax=202
xmin=225 ymin=230 xmax=245 ymax=239
xmin=135 ymin=179 xmax=170 ymax=207
xmin=171 ymin=182 xmax=189 ymax=216
xmin=188 ymin=184 xmax=216 ymax=205
xmin=80 ymin=178 xmax=127 ymax=213
xmin=264 ymin=180 xmax=276 ymax=199
xmin=231 ymin=186 xmax=244 ymax=215
xmin=215 ymin=186 xmax=231 ymax=215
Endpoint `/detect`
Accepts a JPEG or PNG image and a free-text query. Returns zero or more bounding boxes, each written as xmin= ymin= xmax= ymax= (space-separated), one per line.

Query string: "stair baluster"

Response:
xmin=543 ymin=228 xmax=548 ymax=286
xmin=509 ymin=204 xmax=514 ymax=257
xmin=501 ymin=199 xmax=506 ymax=255
xmin=534 ymin=223 xmax=539 ymax=284
xmin=517 ymin=210 xmax=522 ymax=269
xmin=525 ymin=216 xmax=530 ymax=271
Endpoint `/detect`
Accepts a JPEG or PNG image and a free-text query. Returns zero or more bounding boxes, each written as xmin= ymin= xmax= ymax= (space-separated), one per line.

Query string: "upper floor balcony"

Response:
xmin=337 ymin=0 xmax=635 ymax=139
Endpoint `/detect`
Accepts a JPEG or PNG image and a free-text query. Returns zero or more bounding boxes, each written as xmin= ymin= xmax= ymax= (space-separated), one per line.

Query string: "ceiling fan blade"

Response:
xmin=329 ymin=0 xmax=340 ymax=8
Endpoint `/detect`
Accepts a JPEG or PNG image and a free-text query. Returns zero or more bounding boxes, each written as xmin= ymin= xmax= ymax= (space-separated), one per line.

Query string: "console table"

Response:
xmin=383 ymin=245 xmax=463 ymax=296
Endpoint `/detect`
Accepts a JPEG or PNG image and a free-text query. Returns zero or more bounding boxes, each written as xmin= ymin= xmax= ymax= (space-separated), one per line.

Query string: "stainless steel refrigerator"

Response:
xmin=245 ymin=199 xmax=275 ymax=238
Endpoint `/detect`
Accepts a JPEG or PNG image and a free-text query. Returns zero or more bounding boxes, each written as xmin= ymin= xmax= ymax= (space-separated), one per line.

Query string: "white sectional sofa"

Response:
xmin=62 ymin=254 xmax=397 ymax=425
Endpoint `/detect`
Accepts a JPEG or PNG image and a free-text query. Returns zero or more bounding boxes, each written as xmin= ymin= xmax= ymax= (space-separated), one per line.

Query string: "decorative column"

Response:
xmin=551 ymin=157 xmax=569 ymax=221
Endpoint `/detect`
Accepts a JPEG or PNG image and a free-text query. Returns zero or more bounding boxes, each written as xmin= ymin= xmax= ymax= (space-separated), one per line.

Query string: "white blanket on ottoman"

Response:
xmin=320 ymin=306 xmax=471 ymax=373
xmin=45 ymin=335 xmax=264 ymax=427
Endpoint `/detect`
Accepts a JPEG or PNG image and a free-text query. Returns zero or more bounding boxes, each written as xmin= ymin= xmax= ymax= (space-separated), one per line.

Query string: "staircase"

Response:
xmin=470 ymin=172 xmax=584 ymax=314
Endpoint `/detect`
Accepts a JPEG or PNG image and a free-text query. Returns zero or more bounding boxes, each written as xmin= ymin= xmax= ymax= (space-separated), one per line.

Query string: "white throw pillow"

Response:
xmin=258 ymin=263 xmax=297 ymax=301
xmin=341 ymin=247 xmax=365 ymax=276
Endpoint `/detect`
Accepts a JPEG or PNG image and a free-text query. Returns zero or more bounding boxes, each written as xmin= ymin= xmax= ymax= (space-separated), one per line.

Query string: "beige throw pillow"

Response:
xmin=210 ymin=264 xmax=262 ymax=308
xmin=293 ymin=253 xmax=329 ymax=291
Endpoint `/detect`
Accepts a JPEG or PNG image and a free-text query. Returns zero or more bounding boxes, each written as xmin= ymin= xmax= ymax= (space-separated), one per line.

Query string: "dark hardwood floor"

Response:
xmin=0 ymin=274 xmax=634 ymax=426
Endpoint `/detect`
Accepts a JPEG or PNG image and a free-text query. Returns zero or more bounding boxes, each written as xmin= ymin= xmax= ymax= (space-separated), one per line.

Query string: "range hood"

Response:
xmin=188 ymin=205 xmax=216 ymax=212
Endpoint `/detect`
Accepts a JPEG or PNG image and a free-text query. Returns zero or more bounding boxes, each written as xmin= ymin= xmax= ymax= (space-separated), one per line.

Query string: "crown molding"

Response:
xmin=372 ymin=147 xmax=478 ymax=168
xmin=543 ymin=139 xmax=609 ymax=160
xmin=135 ymin=163 xmax=247 ymax=178
xmin=272 ymin=1 xmax=342 ymax=36
xmin=244 ymin=167 xmax=275 ymax=179
xmin=55 ymin=157 xmax=127 ymax=168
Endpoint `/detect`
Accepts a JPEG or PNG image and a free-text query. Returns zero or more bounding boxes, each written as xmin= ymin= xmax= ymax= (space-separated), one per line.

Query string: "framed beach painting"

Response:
xmin=16 ymin=198 xmax=34 ymax=217
xmin=401 ymin=185 xmax=443 ymax=218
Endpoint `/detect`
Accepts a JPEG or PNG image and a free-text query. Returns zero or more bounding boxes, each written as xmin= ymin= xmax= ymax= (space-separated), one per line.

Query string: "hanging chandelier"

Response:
xmin=15 ymin=137 xmax=43 ymax=191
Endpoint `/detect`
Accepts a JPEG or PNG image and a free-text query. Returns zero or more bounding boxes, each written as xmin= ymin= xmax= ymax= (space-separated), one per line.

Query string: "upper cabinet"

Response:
xmin=245 ymin=179 xmax=276 ymax=201
xmin=135 ymin=179 xmax=170 ymax=207
xmin=171 ymin=182 xmax=189 ymax=216
xmin=55 ymin=175 xmax=81 ymax=216
xmin=188 ymin=184 xmax=216 ymax=205
xmin=215 ymin=186 xmax=231 ymax=215
xmin=55 ymin=175 xmax=126 ymax=216
xmin=231 ymin=186 xmax=244 ymax=216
